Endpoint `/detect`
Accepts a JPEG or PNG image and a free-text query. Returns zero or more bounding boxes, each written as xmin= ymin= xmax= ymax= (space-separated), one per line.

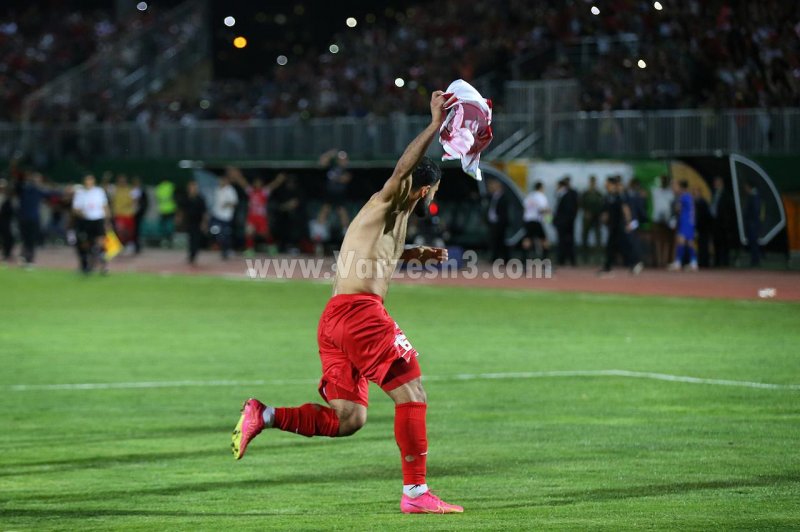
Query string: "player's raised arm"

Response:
xmin=377 ymin=90 xmax=454 ymax=203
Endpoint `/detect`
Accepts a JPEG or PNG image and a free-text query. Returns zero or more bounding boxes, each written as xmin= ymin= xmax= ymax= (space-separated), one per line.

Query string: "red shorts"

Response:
xmin=246 ymin=214 xmax=269 ymax=236
xmin=317 ymin=293 xmax=421 ymax=407
xmin=114 ymin=216 xmax=135 ymax=243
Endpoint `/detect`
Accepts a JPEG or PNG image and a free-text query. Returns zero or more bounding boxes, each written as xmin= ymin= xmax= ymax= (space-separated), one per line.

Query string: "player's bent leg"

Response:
xmin=231 ymin=396 xmax=349 ymax=460
xmin=328 ymin=399 xmax=367 ymax=436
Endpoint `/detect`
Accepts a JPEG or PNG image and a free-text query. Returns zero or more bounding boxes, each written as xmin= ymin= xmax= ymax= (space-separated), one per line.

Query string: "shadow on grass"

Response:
xmin=470 ymin=471 xmax=800 ymax=509
xmin=0 ymin=508 xmax=297 ymax=519
xmin=10 ymin=459 xmax=499 ymax=504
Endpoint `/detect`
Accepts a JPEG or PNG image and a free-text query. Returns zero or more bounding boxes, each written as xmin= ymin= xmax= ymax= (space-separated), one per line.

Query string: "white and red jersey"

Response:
xmin=438 ymin=79 xmax=493 ymax=181
xmin=247 ymin=187 xmax=269 ymax=219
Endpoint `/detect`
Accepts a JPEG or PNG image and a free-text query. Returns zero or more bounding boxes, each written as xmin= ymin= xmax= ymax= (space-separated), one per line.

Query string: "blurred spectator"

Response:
xmin=209 ymin=173 xmax=238 ymax=260
xmin=624 ymin=177 xmax=647 ymax=273
xmin=15 ymin=171 xmax=49 ymax=265
xmin=111 ymin=174 xmax=135 ymax=252
xmin=273 ymin=175 xmax=308 ymax=254
xmin=554 ymin=177 xmax=578 ymax=266
xmin=580 ymin=175 xmax=604 ymax=263
xmin=178 ymin=179 xmax=207 ymax=266
xmin=650 ymin=175 xmax=674 ymax=267
xmin=522 ymin=181 xmax=551 ymax=262
xmin=600 ymin=175 xmax=635 ymax=273
xmin=743 ymin=179 xmax=762 ymax=267
xmin=710 ymin=176 xmax=735 ymax=267
xmin=319 ymin=149 xmax=353 ymax=236
xmin=131 ymin=176 xmax=148 ymax=254
xmin=0 ymin=179 xmax=14 ymax=262
xmin=155 ymin=178 xmax=176 ymax=247
xmin=694 ymin=187 xmax=713 ymax=268
xmin=485 ymin=178 xmax=510 ymax=264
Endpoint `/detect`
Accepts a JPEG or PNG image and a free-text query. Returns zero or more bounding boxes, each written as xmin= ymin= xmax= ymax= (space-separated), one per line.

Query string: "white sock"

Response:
xmin=403 ymin=484 xmax=429 ymax=498
xmin=262 ymin=406 xmax=275 ymax=427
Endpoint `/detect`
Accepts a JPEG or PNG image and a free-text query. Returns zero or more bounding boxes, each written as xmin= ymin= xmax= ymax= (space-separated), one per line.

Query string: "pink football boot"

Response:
xmin=232 ymin=398 xmax=265 ymax=460
xmin=401 ymin=491 xmax=464 ymax=514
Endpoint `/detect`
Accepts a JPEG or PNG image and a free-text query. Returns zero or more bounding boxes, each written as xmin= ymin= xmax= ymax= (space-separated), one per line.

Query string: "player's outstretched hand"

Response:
xmin=430 ymin=91 xmax=456 ymax=125
xmin=420 ymin=246 xmax=449 ymax=264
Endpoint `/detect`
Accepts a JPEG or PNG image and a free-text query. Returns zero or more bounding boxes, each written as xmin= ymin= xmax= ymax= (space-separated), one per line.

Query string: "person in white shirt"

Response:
xmin=650 ymin=174 xmax=675 ymax=266
xmin=522 ymin=181 xmax=551 ymax=261
xmin=210 ymin=174 xmax=239 ymax=259
xmin=71 ymin=174 xmax=110 ymax=274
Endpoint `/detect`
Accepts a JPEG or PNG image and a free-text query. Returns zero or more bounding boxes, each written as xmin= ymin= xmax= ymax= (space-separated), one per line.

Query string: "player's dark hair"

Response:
xmin=534 ymin=181 xmax=544 ymax=191
xmin=411 ymin=156 xmax=441 ymax=190
xmin=679 ymin=180 xmax=689 ymax=189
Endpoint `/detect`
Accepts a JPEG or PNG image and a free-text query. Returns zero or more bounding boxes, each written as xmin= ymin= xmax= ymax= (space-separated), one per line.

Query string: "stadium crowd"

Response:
xmin=136 ymin=0 xmax=800 ymax=122
xmin=3 ymin=0 xmax=798 ymax=125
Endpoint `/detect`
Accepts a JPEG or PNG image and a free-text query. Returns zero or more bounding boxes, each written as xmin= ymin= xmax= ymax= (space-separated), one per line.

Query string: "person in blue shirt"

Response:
xmin=669 ymin=180 xmax=698 ymax=271
xmin=15 ymin=172 xmax=50 ymax=266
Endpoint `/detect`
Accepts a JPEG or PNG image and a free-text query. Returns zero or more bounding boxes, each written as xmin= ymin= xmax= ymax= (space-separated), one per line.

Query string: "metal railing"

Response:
xmin=2 ymin=108 xmax=799 ymax=163
xmin=548 ymin=108 xmax=800 ymax=156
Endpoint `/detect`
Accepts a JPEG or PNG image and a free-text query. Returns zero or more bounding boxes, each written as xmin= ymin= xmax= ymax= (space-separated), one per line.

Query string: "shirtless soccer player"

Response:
xmin=232 ymin=90 xmax=463 ymax=514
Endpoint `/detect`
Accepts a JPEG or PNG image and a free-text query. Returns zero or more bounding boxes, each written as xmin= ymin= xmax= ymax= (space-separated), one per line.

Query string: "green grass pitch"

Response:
xmin=1 ymin=268 xmax=799 ymax=530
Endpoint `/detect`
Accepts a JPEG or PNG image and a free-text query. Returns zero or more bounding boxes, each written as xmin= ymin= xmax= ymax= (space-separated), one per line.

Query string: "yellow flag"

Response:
xmin=104 ymin=230 xmax=123 ymax=261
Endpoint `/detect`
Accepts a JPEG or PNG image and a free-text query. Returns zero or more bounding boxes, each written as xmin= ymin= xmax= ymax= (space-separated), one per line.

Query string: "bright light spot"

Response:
xmin=224 ymin=16 xmax=236 ymax=27
xmin=346 ymin=17 xmax=357 ymax=28
xmin=329 ymin=44 xmax=339 ymax=54
xmin=136 ymin=2 xmax=148 ymax=11
xmin=637 ymin=59 xmax=647 ymax=69
xmin=653 ymin=1 xmax=663 ymax=10
xmin=590 ymin=6 xmax=600 ymax=15
xmin=233 ymin=36 xmax=247 ymax=49
xmin=394 ymin=77 xmax=405 ymax=88
xmin=276 ymin=55 xmax=288 ymax=66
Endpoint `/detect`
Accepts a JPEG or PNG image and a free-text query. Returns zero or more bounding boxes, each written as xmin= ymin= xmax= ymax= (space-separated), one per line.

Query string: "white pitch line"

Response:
xmin=5 ymin=370 xmax=799 ymax=392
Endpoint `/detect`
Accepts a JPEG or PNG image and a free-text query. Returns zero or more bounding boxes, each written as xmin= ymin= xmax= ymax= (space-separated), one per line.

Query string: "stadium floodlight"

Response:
xmin=329 ymin=44 xmax=340 ymax=54
xmin=654 ymin=1 xmax=663 ymax=10
xmin=136 ymin=2 xmax=148 ymax=11
xmin=224 ymin=16 xmax=236 ymax=27
xmin=395 ymin=78 xmax=405 ymax=88
xmin=346 ymin=17 xmax=357 ymax=28
xmin=233 ymin=36 xmax=247 ymax=49
xmin=277 ymin=55 xmax=288 ymax=66
xmin=590 ymin=6 xmax=600 ymax=15
xmin=637 ymin=59 xmax=647 ymax=68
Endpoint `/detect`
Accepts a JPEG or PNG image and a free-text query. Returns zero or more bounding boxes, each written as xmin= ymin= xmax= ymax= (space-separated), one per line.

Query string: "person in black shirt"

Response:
xmin=0 ymin=179 xmax=14 ymax=262
xmin=710 ymin=177 xmax=735 ymax=267
xmin=600 ymin=176 xmax=634 ymax=273
xmin=486 ymin=178 xmax=510 ymax=264
xmin=623 ymin=178 xmax=647 ymax=272
xmin=554 ymin=177 xmax=578 ymax=266
xmin=180 ymin=180 xmax=207 ymax=265
xmin=743 ymin=180 xmax=762 ymax=267
xmin=694 ymin=187 xmax=713 ymax=268
xmin=132 ymin=176 xmax=149 ymax=254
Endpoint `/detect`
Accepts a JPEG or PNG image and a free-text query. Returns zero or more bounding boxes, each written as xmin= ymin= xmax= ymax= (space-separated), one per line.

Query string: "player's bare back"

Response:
xmin=333 ymin=189 xmax=412 ymax=298
xmin=333 ymin=90 xmax=454 ymax=299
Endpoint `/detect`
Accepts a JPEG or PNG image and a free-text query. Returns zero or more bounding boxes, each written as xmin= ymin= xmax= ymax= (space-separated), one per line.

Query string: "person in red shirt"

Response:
xmin=229 ymin=168 xmax=286 ymax=254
